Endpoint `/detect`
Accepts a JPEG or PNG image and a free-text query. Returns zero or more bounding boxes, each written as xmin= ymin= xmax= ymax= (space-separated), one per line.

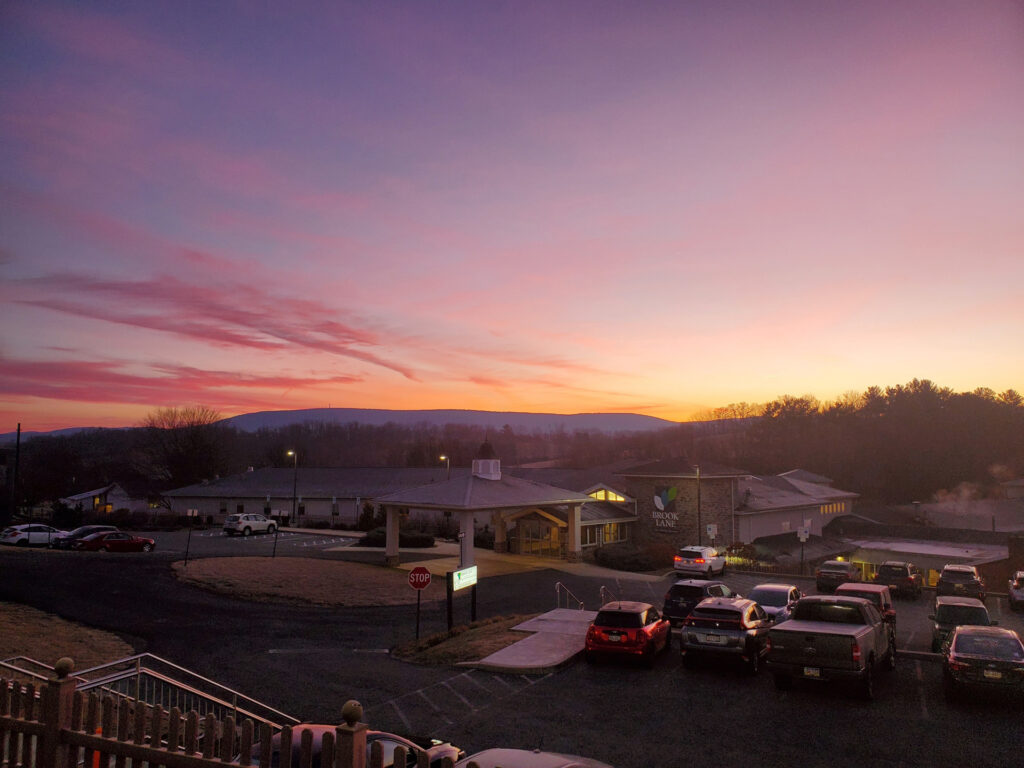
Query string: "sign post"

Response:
xmin=184 ymin=509 xmax=199 ymax=567
xmin=797 ymin=525 xmax=810 ymax=575
xmin=446 ymin=565 xmax=479 ymax=630
xmin=706 ymin=523 xmax=718 ymax=543
xmin=408 ymin=566 xmax=431 ymax=639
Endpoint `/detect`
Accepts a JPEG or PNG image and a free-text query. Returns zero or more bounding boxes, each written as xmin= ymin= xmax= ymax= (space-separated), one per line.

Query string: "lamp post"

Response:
xmin=287 ymin=450 xmax=298 ymax=528
xmin=694 ymin=464 xmax=702 ymax=546
xmin=440 ymin=454 xmax=450 ymax=480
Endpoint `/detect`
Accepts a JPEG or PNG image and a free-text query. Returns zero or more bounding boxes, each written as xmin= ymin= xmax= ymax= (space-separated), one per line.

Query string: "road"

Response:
xmin=2 ymin=536 xmax=1022 ymax=768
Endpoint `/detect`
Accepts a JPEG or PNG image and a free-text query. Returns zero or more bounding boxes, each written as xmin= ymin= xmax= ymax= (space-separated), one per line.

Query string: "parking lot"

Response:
xmin=2 ymin=542 xmax=1022 ymax=768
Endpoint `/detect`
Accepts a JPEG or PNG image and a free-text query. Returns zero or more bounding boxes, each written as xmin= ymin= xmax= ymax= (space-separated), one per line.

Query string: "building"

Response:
xmin=59 ymin=483 xmax=148 ymax=515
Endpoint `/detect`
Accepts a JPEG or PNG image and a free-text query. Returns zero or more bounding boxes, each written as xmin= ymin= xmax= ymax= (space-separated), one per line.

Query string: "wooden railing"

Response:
xmin=1 ymin=659 xmax=473 ymax=768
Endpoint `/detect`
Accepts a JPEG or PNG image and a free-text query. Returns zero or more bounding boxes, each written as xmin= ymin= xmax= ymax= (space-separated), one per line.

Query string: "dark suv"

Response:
xmin=662 ymin=580 xmax=736 ymax=627
xmin=936 ymin=564 xmax=985 ymax=603
xmin=815 ymin=560 xmax=861 ymax=593
xmin=873 ymin=561 xmax=924 ymax=599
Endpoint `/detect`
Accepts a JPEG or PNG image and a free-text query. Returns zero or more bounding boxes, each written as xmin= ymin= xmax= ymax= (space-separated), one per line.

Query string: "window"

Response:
xmin=236 ymin=504 xmax=244 ymax=514
xmin=588 ymin=488 xmax=626 ymax=502
xmin=219 ymin=502 xmax=227 ymax=515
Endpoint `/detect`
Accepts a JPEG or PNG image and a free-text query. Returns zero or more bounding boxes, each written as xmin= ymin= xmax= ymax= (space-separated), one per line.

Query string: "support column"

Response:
xmin=384 ymin=506 xmax=400 ymax=567
xmin=566 ymin=503 xmax=582 ymax=562
xmin=492 ymin=511 xmax=507 ymax=553
xmin=459 ymin=510 xmax=475 ymax=568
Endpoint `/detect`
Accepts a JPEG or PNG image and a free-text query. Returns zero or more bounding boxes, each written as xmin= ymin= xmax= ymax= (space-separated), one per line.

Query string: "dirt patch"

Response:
xmin=0 ymin=603 xmax=136 ymax=671
xmin=172 ymin=557 xmax=440 ymax=607
xmin=391 ymin=614 xmax=538 ymax=665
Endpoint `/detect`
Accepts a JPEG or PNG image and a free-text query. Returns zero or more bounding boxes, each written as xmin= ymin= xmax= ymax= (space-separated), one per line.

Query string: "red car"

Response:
xmin=584 ymin=600 xmax=671 ymax=667
xmin=74 ymin=531 xmax=155 ymax=552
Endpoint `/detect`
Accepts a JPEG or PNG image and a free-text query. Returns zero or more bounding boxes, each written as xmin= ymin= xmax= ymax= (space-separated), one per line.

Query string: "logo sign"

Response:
xmin=408 ymin=566 xmax=432 ymax=591
xmin=706 ymin=524 xmax=718 ymax=539
xmin=452 ymin=565 xmax=478 ymax=591
xmin=653 ymin=486 xmax=679 ymax=530
xmin=797 ymin=526 xmax=810 ymax=542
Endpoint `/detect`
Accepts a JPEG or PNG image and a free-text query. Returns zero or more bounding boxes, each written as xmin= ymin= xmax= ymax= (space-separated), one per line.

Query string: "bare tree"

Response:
xmin=136 ymin=406 xmax=227 ymax=487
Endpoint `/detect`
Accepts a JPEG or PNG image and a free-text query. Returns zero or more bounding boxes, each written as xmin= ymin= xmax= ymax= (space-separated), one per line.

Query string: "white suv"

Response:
xmin=673 ymin=546 xmax=726 ymax=578
xmin=223 ymin=513 xmax=276 ymax=536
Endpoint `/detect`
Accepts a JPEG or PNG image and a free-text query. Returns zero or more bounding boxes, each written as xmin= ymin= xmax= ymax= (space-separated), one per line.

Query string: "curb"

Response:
xmin=455 ymin=652 xmax=581 ymax=675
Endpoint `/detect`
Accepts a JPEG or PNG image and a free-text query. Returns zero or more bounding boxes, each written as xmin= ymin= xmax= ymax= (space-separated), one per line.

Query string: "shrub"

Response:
xmin=357 ymin=504 xmax=384 ymax=531
xmin=474 ymin=527 xmax=495 ymax=550
xmin=357 ymin=527 xmax=435 ymax=548
xmin=302 ymin=520 xmax=331 ymax=529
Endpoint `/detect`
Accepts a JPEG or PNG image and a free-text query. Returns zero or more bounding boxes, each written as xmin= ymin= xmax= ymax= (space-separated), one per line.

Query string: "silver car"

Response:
xmin=746 ymin=583 xmax=802 ymax=624
xmin=223 ymin=513 xmax=277 ymax=536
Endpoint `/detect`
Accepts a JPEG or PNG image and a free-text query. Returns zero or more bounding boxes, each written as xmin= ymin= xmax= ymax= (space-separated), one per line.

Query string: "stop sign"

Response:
xmin=408 ymin=566 xmax=432 ymax=590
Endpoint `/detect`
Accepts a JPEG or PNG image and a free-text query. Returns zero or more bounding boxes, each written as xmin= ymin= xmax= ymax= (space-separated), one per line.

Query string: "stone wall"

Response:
xmin=622 ymin=475 xmax=737 ymax=549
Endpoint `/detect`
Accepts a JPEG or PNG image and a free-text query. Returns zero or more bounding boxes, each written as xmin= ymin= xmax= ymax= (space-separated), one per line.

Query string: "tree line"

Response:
xmin=3 ymin=380 xmax=1022 ymax=525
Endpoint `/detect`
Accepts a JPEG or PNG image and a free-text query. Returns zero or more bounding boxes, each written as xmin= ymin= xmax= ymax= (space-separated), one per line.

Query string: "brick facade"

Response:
xmin=623 ymin=475 xmax=737 ymax=549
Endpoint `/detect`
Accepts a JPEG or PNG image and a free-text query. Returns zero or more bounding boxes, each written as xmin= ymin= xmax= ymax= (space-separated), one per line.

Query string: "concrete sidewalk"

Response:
xmin=458 ymin=608 xmax=598 ymax=674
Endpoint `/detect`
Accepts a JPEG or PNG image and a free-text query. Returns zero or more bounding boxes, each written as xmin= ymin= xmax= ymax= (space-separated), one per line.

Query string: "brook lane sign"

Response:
xmin=408 ymin=566 xmax=432 ymax=591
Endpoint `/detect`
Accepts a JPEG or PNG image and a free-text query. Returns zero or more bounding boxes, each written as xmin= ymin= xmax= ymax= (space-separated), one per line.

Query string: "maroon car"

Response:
xmin=585 ymin=600 xmax=671 ymax=667
xmin=74 ymin=531 xmax=155 ymax=552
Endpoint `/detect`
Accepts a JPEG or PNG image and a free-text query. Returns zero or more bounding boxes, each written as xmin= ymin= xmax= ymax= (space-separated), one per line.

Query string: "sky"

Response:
xmin=1 ymin=1 xmax=1023 ymax=432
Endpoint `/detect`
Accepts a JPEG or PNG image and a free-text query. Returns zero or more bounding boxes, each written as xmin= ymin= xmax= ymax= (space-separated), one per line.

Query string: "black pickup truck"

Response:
xmin=766 ymin=595 xmax=896 ymax=700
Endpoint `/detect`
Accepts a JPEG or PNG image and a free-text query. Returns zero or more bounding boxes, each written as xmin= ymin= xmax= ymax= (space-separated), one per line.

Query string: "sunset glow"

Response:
xmin=2 ymin=1 xmax=1022 ymax=432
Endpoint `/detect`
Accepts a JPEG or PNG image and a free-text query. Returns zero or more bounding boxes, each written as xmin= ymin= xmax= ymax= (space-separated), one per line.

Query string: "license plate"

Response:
xmin=700 ymin=634 xmax=722 ymax=644
xmin=954 ymin=585 xmax=965 ymax=592
xmin=608 ymin=635 xmax=620 ymax=643
xmin=803 ymin=667 xmax=821 ymax=678
xmin=983 ymin=669 xmax=1002 ymax=680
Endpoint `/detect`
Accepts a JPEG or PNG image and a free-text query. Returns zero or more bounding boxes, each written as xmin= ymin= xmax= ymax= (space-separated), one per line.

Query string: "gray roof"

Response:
xmin=736 ymin=473 xmax=858 ymax=514
xmin=779 ymin=468 xmax=833 ymax=484
xmin=164 ymin=467 xmax=462 ymax=499
xmin=374 ymin=472 xmax=592 ymax=511
xmin=61 ymin=483 xmax=121 ymax=503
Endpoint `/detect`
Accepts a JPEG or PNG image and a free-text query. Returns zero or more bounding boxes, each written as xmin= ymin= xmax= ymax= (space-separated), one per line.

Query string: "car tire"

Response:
xmin=705 ymin=567 xmax=712 ymax=580
xmin=267 ymin=524 xmax=277 ymax=534
xmin=886 ymin=644 xmax=897 ymax=672
xmin=15 ymin=539 xmax=28 ymax=547
xmin=101 ymin=546 xmax=111 ymax=553
xmin=859 ymin=660 xmax=875 ymax=701
xmin=242 ymin=527 xmax=252 ymax=537
xmin=746 ymin=650 xmax=761 ymax=676
xmin=142 ymin=543 xmax=153 ymax=552
xmin=773 ymin=673 xmax=791 ymax=690
xmin=642 ymin=643 xmax=656 ymax=669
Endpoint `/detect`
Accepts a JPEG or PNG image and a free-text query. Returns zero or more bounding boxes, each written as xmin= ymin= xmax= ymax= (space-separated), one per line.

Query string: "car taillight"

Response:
xmin=815 ymin=570 xmax=823 ymax=577
xmin=586 ymin=627 xmax=596 ymax=641
xmin=947 ymin=659 xmax=969 ymax=672
xmin=852 ymin=641 xmax=861 ymax=664
xmin=694 ymin=558 xmax=705 ymax=564
xmin=673 ymin=555 xmax=682 ymax=563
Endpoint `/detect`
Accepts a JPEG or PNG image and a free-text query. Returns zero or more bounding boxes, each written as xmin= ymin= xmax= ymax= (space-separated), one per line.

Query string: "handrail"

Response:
xmin=554 ymin=582 xmax=584 ymax=610
xmin=599 ymin=585 xmax=618 ymax=605
xmin=73 ymin=653 xmax=298 ymax=725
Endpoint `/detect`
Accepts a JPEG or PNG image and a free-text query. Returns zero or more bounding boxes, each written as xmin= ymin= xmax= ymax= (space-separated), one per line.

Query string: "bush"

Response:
xmin=302 ymin=520 xmax=332 ymax=529
xmin=474 ymin=527 xmax=495 ymax=550
xmin=357 ymin=504 xmax=384 ymax=531
xmin=594 ymin=542 xmax=673 ymax=572
xmin=357 ymin=527 xmax=435 ymax=548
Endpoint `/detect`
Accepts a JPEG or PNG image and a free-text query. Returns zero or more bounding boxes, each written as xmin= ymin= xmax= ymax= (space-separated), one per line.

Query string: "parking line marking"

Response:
xmin=914 ymin=660 xmax=923 ymax=683
xmin=389 ymin=700 xmax=413 ymax=732
xmin=416 ymin=691 xmax=453 ymax=724
xmin=489 ymin=674 xmax=515 ymax=690
xmin=438 ymin=684 xmax=473 ymax=712
xmin=460 ymin=672 xmax=491 ymax=693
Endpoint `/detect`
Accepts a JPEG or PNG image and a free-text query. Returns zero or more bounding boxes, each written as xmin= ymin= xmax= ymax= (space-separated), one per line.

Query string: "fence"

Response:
xmin=0 ymin=658 xmax=482 ymax=768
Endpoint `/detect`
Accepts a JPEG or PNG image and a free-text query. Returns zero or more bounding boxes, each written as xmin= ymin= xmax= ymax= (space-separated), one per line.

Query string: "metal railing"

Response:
xmin=599 ymin=585 xmax=618 ymax=605
xmin=2 ymin=653 xmax=299 ymax=731
xmin=554 ymin=582 xmax=584 ymax=610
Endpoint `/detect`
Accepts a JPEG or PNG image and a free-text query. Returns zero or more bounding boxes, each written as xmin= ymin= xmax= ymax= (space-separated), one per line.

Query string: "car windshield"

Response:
xmin=792 ymin=602 xmax=865 ymax=624
xmin=941 ymin=570 xmax=977 ymax=583
xmin=594 ymin=611 xmax=642 ymax=629
xmin=820 ymin=563 xmax=849 ymax=572
xmin=691 ymin=608 xmax=741 ymax=622
xmin=936 ymin=606 xmax=989 ymax=625
xmin=836 ymin=590 xmax=881 ymax=606
xmin=747 ymin=588 xmax=788 ymax=607
xmin=954 ymin=635 xmax=1024 ymax=660
xmin=877 ymin=565 xmax=906 ymax=578
xmin=225 ymin=515 xmax=240 ymax=522
xmin=668 ymin=586 xmax=706 ymax=601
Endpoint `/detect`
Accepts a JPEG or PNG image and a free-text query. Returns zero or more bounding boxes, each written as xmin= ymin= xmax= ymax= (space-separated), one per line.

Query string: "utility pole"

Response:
xmin=695 ymin=464 xmax=702 ymax=546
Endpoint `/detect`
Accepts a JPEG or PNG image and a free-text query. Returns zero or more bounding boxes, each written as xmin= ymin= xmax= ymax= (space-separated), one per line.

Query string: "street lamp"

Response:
xmin=694 ymin=464 xmax=702 ymax=546
xmin=440 ymin=454 xmax=450 ymax=480
xmin=287 ymin=450 xmax=298 ymax=527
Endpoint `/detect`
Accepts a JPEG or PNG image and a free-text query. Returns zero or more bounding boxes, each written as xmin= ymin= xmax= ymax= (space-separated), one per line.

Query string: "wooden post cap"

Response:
xmin=341 ymin=700 xmax=363 ymax=726
xmin=55 ymin=658 xmax=75 ymax=679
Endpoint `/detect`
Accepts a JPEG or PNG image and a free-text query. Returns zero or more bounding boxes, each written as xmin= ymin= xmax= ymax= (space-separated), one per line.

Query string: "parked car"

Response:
xmin=584 ymin=601 xmax=671 ymax=667
xmin=745 ymin=583 xmax=802 ymax=624
xmin=873 ymin=560 xmax=924 ymax=599
xmin=942 ymin=625 xmax=1024 ymax=704
xmin=1008 ymin=571 xmax=1024 ymax=612
xmin=766 ymin=595 xmax=896 ymax=700
xmin=815 ymin=560 xmax=861 ymax=592
xmin=73 ymin=531 xmax=155 ymax=552
xmin=455 ymin=749 xmax=614 ymax=768
xmin=223 ymin=513 xmax=277 ymax=536
xmin=1 ymin=524 xmax=68 ymax=547
xmin=929 ymin=596 xmax=995 ymax=652
xmin=680 ymin=596 xmax=772 ymax=674
xmin=935 ymin=564 xmax=986 ymax=602
xmin=834 ymin=583 xmax=897 ymax=647
xmin=252 ymin=723 xmax=464 ymax=768
xmin=662 ymin=579 xmax=736 ymax=627
xmin=49 ymin=525 xmax=120 ymax=550
xmin=672 ymin=546 xmax=726 ymax=578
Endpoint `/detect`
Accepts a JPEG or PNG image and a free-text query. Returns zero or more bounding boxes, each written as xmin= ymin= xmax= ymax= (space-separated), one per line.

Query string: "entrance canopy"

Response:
xmin=374 ymin=472 xmax=593 ymax=567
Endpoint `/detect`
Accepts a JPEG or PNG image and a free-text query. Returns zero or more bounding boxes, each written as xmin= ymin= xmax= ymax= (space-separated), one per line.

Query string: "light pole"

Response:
xmin=439 ymin=454 xmax=450 ymax=480
xmin=287 ymin=450 xmax=298 ymax=528
xmin=694 ymin=464 xmax=702 ymax=546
